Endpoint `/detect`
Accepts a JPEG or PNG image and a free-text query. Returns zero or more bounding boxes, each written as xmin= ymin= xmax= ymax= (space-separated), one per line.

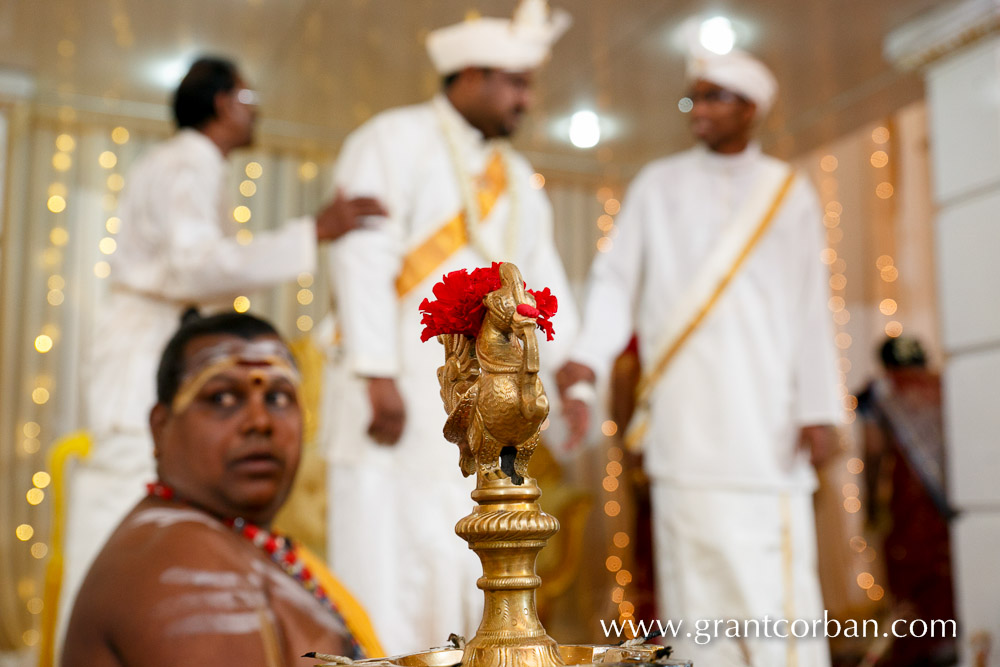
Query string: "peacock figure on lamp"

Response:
xmin=433 ymin=262 xmax=553 ymax=482
xmin=419 ymin=261 xmax=563 ymax=667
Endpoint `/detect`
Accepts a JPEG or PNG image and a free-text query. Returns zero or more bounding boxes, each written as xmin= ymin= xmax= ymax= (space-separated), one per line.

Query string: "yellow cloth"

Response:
xmin=394 ymin=150 xmax=507 ymax=298
xmin=295 ymin=544 xmax=386 ymax=658
xmin=39 ymin=431 xmax=93 ymax=667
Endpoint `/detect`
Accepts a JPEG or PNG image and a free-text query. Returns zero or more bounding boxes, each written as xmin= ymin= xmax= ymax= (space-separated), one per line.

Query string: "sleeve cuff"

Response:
xmin=350 ymin=356 xmax=400 ymax=378
xmin=288 ymin=216 xmax=319 ymax=275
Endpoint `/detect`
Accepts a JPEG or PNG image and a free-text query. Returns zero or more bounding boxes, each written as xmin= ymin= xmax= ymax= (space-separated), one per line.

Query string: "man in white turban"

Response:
xmin=320 ymin=0 xmax=577 ymax=655
xmin=557 ymin=49 xmax=840 ymax=666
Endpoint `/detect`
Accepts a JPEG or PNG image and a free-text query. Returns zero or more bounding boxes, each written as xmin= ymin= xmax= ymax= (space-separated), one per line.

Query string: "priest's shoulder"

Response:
xmin=67 ymin=501 xmax=254 ymax=642
xmin=98 ymin=500 xmax=250 ymax=576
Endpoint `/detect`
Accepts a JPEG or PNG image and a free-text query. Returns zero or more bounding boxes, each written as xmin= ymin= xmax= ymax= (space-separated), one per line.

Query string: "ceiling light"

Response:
xmin=147 ymin=53 xmax=196 ymax=89
xmin=699 ymin=16 xmax=735 ymax=55
xmin=569 ymin=110 xmax=600 ymax=149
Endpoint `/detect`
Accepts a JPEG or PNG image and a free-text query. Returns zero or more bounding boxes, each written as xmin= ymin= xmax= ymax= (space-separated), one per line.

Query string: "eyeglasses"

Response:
xmin=236 ymin=88 xmax=259 ymax=106
xmin=684 ymin=89 xmax=748 ymax=105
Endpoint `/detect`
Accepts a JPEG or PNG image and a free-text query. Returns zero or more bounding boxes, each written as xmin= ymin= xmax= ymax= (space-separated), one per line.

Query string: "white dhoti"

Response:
xmin=650 ymin=483 xmax=830 ymax=667
xmin=327 ymin=460 xmax=482 ymax=655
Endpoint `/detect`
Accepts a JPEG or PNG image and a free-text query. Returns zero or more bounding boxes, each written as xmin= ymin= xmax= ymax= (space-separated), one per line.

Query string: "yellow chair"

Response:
xmin=37 ymin=431 xmax=92 ymax=667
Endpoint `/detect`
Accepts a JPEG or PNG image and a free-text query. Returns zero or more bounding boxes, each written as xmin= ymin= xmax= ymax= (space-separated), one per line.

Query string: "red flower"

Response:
xmin=526 ymin=287 xmax=558 ymax=341
xmin=419 ymin=263 xmax=558 ymax=341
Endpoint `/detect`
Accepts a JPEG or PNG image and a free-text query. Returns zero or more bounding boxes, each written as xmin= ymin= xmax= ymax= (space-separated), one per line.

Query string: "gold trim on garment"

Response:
xmin=395 ymin=150 xmax=508 ymax=298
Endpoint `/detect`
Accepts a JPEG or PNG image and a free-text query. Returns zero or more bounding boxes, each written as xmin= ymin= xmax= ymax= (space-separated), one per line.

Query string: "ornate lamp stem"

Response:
xmin=456 ymin=477 xmax=563 ymax=667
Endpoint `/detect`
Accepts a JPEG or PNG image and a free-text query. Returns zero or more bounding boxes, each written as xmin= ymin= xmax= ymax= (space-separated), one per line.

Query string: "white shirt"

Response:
xmin=87 ymin=129 xmax=317 ymax=452
xmin=324 ymin=95 xmax=578 ymax=470
xmin=572 ymin=144 xmax=840 ymax=491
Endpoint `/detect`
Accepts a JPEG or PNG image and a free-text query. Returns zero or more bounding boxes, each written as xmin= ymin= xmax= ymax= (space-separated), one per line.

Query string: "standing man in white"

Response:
xmin=323 ymin=1 xmax=577 ymax=655
xmin=557 ymin=50 xmax=841 ymax=666
xmin=62 ymin=56 xmax=383 ymax=646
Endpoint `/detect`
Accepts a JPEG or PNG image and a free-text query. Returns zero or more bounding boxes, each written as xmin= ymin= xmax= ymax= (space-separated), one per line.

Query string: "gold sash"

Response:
xmin=394 ymin=150 xmax=507 ymax=298
xmin=625 ymin=168 xmax=797 ymax=450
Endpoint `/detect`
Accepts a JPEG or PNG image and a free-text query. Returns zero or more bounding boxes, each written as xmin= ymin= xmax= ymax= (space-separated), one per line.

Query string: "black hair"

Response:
xmin=155 ymin=308 xmax=282 ymax=405
xmin=879 ymin=336 xmax=927 ymax=369
xmin=172 ymin=57 xmax=239 ymax=130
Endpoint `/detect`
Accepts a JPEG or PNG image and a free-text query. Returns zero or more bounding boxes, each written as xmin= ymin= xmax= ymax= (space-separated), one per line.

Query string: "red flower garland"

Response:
xmin=419 ymin=263 xmax=558 ymax=341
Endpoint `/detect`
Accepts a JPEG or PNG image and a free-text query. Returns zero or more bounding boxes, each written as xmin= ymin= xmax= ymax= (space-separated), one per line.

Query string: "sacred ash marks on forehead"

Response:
xmin=171 ymin=337 xmax=301 ymax=414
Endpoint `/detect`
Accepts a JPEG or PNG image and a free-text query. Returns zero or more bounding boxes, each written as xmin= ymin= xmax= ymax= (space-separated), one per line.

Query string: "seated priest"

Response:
xmin=61 ymin=310 xmax=383 ymax=666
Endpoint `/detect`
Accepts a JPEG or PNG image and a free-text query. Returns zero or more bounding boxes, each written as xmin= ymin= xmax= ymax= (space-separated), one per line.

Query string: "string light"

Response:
xmin=298 ymin=161 xmax=318 ymax=182
xmin=111 ymin=126 xmax=130 ymax=145
xmin=55 ymin=134 xmax=75 ymax=152
xmin=233 ymin=205 xmax=252 ymax=223
xmin=601 ymin=432 xmax=638 ymax=637
xmin=98 ymin=151 xmax=117 ymax=169
xmin=52 ymin=153 xmax=72 ymax=171
xmin=34 ymin=335 xmax=53 ymax=353
xmin=47 ymin=195 xmax=66 ymax=213
xmin=239 ymin=180 xmax=257 ymax=197
xmin=596 ymin=186 xmax=619 ymax=254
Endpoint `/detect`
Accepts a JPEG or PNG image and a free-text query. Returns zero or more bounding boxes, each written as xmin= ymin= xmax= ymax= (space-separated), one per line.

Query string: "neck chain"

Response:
xmin=145 ymin=482 xmax=363 ymax=659
xmin=434 ymin=96 xmax=520 ymax=262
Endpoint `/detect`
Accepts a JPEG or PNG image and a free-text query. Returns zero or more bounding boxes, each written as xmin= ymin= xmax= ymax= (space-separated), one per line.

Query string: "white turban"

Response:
xmin=686 ymin=48 xmax=778 ymax=116
xmin=427 ymin=0 xmax=571 ymax=75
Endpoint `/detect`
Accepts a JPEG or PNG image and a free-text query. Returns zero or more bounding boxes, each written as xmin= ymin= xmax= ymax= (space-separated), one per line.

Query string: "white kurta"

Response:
xmin=571 ymin=144 xmax=840 ymax=666
xmin=62 ymin=129 xmax=317 ymax=645
xmin=323 ymin=95 xmax=578 ymax=656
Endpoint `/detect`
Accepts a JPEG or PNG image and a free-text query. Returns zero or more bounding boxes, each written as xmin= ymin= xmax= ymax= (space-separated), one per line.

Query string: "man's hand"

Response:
xmin=366 ymin=377 xmax=405 ymax=445
xmin=555 ymin=361 xmax=597 ymax=452
xmin=315 ymin=189 xmax=388 ymax=242
xmin=799 ymin=424 xmax=840 ymax=469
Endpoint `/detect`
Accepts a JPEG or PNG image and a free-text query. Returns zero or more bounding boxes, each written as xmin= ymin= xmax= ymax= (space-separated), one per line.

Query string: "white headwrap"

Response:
xmin=427 ymin=0 xmax=571 ymax=75
xmin=686 ymin=48 xmax=778 ymax=116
